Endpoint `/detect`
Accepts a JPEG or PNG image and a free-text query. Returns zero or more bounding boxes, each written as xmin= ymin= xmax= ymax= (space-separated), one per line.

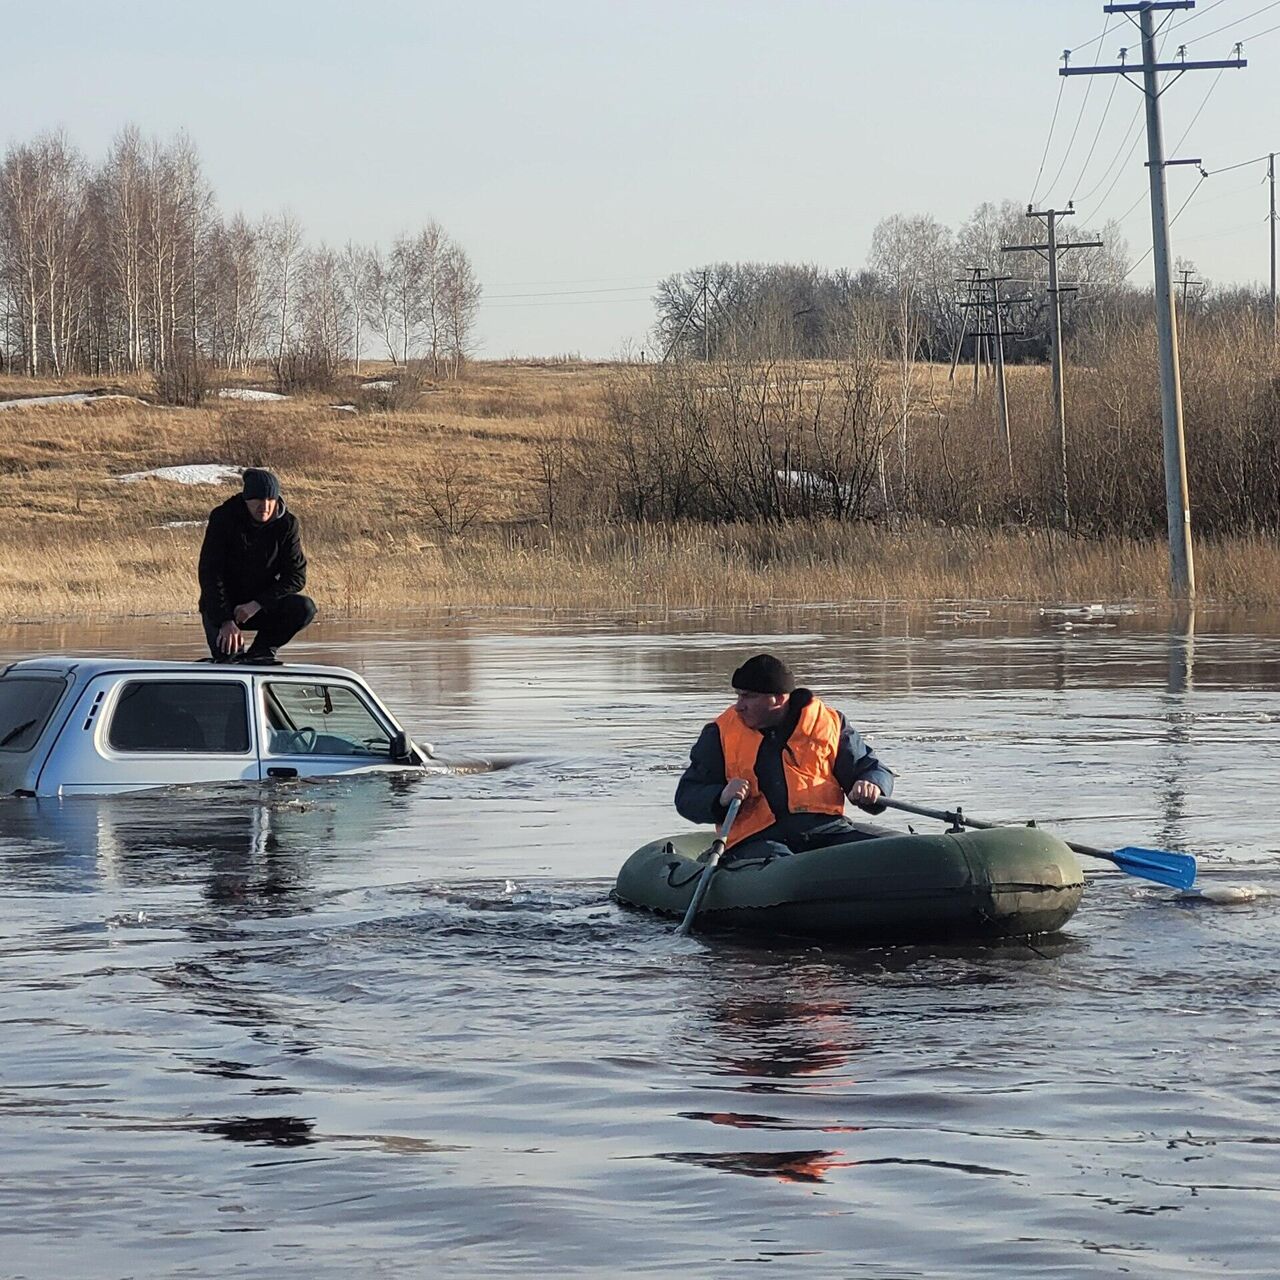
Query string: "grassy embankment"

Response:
xmin=0 ymin=359 xmax=1277 ymax=622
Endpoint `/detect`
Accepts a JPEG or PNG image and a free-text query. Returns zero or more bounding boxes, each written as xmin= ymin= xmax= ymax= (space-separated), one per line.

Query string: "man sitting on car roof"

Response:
xmin=197 ymin=468 xmax=316 ymax=665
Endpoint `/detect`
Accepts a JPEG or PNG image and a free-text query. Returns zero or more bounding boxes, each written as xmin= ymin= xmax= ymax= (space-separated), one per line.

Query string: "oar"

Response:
xmin=676 ymin=796 xmax=742 ymax=936
xmin=880 ymin=797 xmax=1197 ymax=890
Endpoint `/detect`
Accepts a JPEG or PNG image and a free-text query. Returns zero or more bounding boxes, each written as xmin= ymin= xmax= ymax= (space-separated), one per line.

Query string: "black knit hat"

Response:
xmin=242 ymin=468 xmax=281 ymax=501
xmin=731 ymin=653 xmax=795 ymax=695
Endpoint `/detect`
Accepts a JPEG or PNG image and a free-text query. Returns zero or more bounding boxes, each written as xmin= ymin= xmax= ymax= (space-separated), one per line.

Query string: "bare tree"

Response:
xmin=262 ymin=211 xmax=305 ymax=368
xmin=339 ymin=240 xmax=370 ymax=373
xmin=440 ymin=239 xmax=480 ymax=376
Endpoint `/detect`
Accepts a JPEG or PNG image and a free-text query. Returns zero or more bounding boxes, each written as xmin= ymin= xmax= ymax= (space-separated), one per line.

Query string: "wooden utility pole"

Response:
xmin=1063 ymin=1 xmax=1245 ymax=600
xmin=1002 ymin=210 xmax=1101 ymax=529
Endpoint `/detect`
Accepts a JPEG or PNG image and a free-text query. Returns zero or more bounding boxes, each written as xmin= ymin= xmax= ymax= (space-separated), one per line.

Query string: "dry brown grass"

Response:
xmin=0 ymin=358 xmax=1276 ymax=622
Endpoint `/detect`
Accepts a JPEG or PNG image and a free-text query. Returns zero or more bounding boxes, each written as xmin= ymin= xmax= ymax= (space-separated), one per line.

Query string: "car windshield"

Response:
xmin=0 ymin=676 xmax=66 ymax=752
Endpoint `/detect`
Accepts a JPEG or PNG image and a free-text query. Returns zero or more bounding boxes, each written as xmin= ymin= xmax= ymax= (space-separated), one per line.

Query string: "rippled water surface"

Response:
xmin=2 ymin=605 xmax=1278 ymax=1278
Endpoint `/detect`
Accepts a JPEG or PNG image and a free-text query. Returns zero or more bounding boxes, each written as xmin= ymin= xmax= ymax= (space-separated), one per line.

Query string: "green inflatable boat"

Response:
xmin=613 ymin=823 xmax=1084 ymax=943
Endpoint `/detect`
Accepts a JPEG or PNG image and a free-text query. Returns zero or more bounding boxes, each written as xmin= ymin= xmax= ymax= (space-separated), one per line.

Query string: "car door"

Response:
xmin=48 ymin=674 xmax=260 ymax=795
xmin=255 ymin=675 xmax=403 ymax=781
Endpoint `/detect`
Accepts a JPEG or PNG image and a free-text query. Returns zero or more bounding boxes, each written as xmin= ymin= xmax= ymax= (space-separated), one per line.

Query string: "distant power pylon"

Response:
xmin=1002 ymin=208 xmax=1101 ymax=529
xmin=1062 ymin=1 xmax=1247 ymax=600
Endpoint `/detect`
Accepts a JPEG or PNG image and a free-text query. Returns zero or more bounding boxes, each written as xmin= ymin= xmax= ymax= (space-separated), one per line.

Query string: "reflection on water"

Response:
xmin=1 ymin=605 xmax=1278 ymax=1278
xmin=1158 ymin=613 xmax=1195 ymax=851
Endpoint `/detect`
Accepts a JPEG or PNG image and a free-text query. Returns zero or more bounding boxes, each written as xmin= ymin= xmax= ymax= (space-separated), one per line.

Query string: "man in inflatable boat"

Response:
xmin=676 ymin=653 xmax=894 ymax=862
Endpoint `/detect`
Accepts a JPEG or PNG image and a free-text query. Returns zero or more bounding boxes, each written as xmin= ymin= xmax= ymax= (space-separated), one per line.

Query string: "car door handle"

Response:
xmin=267 ymin=767 xmax=298 ymax=779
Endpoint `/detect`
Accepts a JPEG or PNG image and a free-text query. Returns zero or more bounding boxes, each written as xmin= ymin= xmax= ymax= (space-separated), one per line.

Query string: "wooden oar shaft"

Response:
xmin=881 ymin=796 xmax=1116 ymax=864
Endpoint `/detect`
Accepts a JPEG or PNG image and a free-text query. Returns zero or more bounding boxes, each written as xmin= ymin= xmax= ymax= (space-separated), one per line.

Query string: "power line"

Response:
xmin=487 ymin=274 xmax=664 ymax=288
xmin=1091 ymin=59 xmax=1224 ymax=229
xmin=1122 ymin=171 xmax=1207 ymax=280
xmin=484 ymin=283 xmax=658 ymax=300
xmin=1238 ymin=16 xmax=1280 ymax=39
xmin=1074 ymin=13 xmax=1177 ymax=217
xmin=1171 ymin=63 xmax=1227 ymax=153
xmin=1181 ymin=0 xmax=1280 ymax=45
xmin=1029 ymin=76 xmax=1068 ymax=206
xmin=1168 ymin=0 xmax=1232 ymax=31
xmin=478 ymin=294 xmax=654 ymax=310
xmin=1080 ymin=112 xmax=1148 ymax=222
xmin=1042 ymin=22 xmax=1115 ymax=201
xmin=1070 ymin=72 xmax=1122 ymax=201
xmin=1066 ymin=13 xmax=1124 ymax=54
xmin=1204 ymin=150 xmax=1276 ymax=175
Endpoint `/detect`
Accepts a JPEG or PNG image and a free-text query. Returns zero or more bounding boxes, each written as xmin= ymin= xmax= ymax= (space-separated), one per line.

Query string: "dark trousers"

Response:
xmin=202 ymin=594 xmax=317 ymax=659
xmin=724 ymin=815 xmax=875 ymax=865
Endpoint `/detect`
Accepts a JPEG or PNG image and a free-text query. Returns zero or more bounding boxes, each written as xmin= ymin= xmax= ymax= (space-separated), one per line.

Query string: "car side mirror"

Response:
xmin=390 ymin=730 xmax=412 ymax=763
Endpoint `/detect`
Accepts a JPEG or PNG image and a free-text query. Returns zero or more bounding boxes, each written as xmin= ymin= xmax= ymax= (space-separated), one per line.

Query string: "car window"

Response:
xmin=264 ymin=681 xmax=391 ymax=757
xmin=108 ymin=681 xmax=250 ymax=753
xmin=0 ymin=677 xmax=66 ymax=752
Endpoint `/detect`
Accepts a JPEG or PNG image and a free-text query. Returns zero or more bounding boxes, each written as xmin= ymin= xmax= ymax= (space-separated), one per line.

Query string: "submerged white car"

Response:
xmin=0 ymin=656 xmax=435 ymax=797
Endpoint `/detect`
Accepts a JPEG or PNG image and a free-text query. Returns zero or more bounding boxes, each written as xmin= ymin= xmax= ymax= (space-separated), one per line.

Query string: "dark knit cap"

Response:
xmin=242 ymin=468 xmax=281 ymax=501
xmin=731 ymin=653 xmax=795 ymax=695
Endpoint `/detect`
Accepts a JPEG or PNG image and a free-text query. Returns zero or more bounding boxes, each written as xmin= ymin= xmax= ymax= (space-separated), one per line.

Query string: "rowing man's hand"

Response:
xmin=719 ymin=778 xmax=750 ymax=807
xmin=849 ymin=780 xmax=882 ymax=809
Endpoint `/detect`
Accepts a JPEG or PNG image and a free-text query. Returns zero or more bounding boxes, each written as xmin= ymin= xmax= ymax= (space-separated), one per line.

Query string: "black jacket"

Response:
xmin=197 ymin=495 xmax=307 ymax=623
xmin=675 ymin=688 xmax=894 ymax=835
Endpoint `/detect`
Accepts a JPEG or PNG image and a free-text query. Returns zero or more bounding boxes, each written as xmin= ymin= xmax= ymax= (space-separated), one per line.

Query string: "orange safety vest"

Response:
xmin=715 ymin=696 xmax=846 ymax=847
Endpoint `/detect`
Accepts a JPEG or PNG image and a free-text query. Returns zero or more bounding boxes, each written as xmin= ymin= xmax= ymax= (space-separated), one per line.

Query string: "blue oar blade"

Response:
xmin=1112 ymin=845 xmax=1197 ymax=890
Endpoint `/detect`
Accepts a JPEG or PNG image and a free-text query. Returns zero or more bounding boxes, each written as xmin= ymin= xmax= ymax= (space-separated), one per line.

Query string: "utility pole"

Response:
xmin=1270 ymin=152 xmax=1276 ymax=343
xmin=1175 ymin=266 xmax=1203 ymax=321
xmin=660 ymin=271 xmax=712 ymax=363
xmin=702 ymin=269 xmax=710 ymax=363
xmin=1003 ymin=210 xmax=1101 ymax=529
xmin=958 ymin=274 xmax=1027 ymax=476
xmin=950 ymin=266 xmax=986 ymax=390
xmin=1063 ymin=2 xmax=1245 ymax=600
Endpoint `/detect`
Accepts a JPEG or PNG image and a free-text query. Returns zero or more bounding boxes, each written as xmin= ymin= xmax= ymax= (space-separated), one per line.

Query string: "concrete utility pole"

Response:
xmin=1270 ymin=152 xmax=1277 ymax=343
xmin=1175 ymin=266 xmax=1203 ymax=321
xmin=1003 ymin=210 xmax=1101 ymax=529
xmin=1063 ymin=1 xmax=1245 ymax=600
xmin=957 ymin=273 xmax=1027 ymax=477
xmin=661 ymin=270 xmax=716 ymax=363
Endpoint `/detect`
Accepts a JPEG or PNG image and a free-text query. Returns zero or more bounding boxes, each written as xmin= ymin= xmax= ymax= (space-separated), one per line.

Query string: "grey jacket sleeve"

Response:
xmin=832 ymin=713 xmax=894 ymax=812
xmin=675 ymin=722 xmax=729 ymax=826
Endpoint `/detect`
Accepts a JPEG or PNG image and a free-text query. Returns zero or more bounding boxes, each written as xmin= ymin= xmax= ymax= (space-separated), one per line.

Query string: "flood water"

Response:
xmin=2 ymin=604 xmax=1278 ymax=1278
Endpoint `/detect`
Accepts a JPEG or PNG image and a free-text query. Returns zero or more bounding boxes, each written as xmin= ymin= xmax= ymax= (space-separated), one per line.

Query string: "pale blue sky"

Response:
xmin=5 ymin=0 xmax=1277 ymax=356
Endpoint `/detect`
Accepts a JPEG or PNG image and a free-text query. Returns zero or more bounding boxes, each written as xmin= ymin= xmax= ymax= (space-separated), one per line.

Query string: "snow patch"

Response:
xmin=329 ymin=403 xmax=358 ymax=413
xmin=117 ymin=464 xmax=242 ymax=486
xmin=776 ymin=468 xmax=855 ymax=501
xmin=358 ymin=380 xmax=396 ymax=391
xmin=217 ymin=388 xmax=288 ymax=402
xmin=0 ymin=392 xmax=140 ymax=411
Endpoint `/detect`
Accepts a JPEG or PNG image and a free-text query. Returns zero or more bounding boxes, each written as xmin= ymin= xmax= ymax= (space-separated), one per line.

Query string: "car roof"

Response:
xmin=1 ymin=656 xmax=366 ymax=681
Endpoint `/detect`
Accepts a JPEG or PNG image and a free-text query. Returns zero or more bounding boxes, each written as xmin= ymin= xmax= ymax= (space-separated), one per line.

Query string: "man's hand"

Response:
xmin=719 ymin=778 xmax=750 ymax=807
xmin=217 ymin=620 xmax=246 ymax=654
xmin=849 ymin=780 xmax=882 ymax=809
xmin=233 ymin=600 xmax=262 ymax=625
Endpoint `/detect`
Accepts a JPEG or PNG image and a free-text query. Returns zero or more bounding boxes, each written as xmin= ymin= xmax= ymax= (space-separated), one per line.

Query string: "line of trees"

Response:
xmin=654 ymin=200 xmax=1140 ymax=364
xmin=0 ymin=126 xmax=481 ymax=382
